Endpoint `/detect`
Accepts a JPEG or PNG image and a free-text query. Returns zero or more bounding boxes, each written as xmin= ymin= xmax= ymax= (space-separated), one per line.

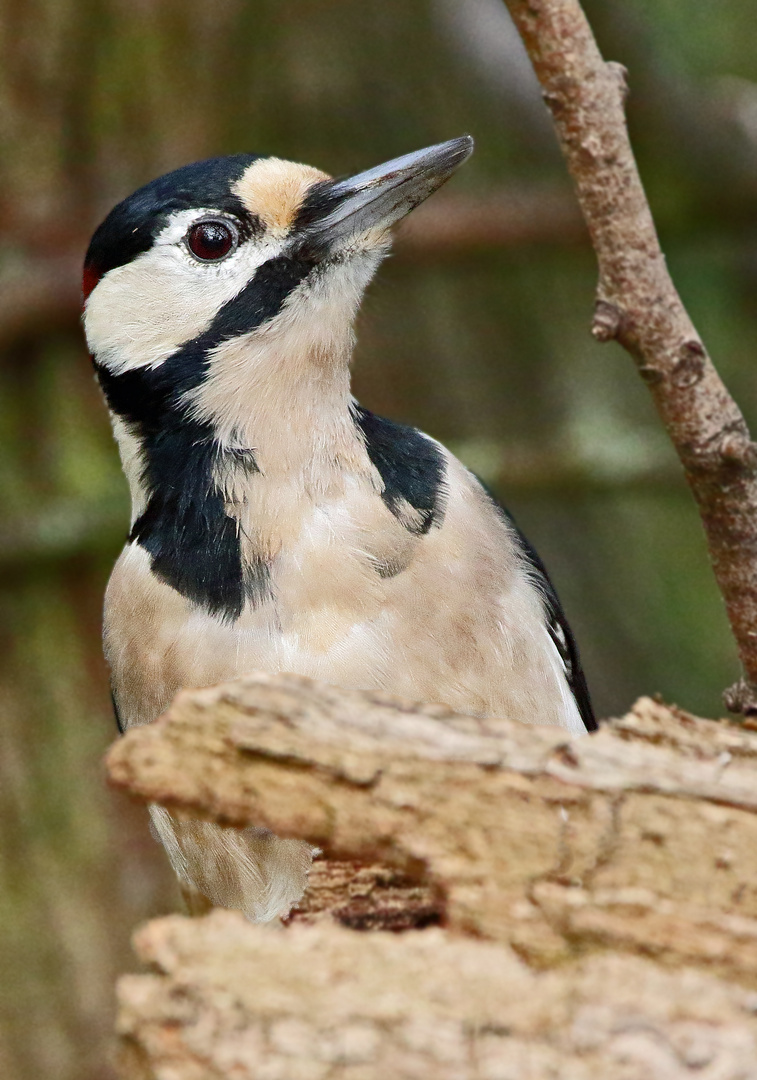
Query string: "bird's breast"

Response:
xmin=105 ymin=481 xmax=418 ymax=726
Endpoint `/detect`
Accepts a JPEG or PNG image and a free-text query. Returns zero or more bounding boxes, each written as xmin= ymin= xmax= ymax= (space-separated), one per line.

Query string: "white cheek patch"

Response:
xmin=84 ymin=210 xmax=285 ymax=374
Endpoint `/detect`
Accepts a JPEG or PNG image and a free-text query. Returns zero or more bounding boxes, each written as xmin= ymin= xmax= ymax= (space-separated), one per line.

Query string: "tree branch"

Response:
xmin=502 ymin=0 xmax=757 ymax=714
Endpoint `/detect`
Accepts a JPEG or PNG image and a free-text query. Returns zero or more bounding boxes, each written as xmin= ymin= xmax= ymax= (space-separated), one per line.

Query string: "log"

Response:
xmin=107 ymin=673 xmax=757 ymax=1077
xmin=116 ymin=912 xmax=757 ymax=1080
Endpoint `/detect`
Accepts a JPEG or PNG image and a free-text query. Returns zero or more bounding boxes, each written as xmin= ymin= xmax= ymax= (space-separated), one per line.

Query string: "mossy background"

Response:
xmin=2 ymin=1 xmax=757 ymax=1075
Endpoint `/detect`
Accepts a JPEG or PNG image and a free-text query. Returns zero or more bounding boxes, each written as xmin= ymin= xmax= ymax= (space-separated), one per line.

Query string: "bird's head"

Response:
xmin=83 ymin=137 xmax=473 ymax=415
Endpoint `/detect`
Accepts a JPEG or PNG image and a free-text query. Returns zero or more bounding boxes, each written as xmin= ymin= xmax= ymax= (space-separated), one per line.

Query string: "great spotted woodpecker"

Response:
xmin=83 ymin=136 xmax=594 ymax=921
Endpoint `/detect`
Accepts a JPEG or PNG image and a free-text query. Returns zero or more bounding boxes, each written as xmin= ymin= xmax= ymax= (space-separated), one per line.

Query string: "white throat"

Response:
xmin=182 ymin=255 xmax=380 ymax=480
xmin=100 ymin=248 xmax=386 ymax=525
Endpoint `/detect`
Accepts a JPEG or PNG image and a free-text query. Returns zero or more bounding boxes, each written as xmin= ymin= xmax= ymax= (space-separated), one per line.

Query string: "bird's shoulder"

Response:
xmin=351 ymin=405 xmax=448 ymax=536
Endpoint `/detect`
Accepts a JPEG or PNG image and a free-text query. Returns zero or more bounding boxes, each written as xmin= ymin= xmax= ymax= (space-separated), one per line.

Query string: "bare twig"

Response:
xmin=502 ymin=0 xmax=757 ymax=714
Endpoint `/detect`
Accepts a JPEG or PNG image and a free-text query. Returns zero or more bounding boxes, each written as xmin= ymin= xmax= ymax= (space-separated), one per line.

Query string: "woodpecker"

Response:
xmin=83 ymin=136 xmax=595 ymax=922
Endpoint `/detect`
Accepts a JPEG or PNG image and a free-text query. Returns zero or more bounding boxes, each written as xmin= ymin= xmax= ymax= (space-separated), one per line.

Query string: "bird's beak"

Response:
xmin=299 ymin=135 xmax=474 ymax=249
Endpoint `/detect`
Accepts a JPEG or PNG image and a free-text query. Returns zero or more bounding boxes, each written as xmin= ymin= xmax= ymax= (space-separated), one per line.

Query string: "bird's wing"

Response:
xmin=111 ymin=685 xmax=125 ymax=733
xmin=483 ymin=489 xmax=597 ymax=732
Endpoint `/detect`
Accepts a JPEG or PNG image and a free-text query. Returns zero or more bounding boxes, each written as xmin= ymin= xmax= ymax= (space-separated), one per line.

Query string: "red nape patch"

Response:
xmin=81 ymin=263 xmax=101 ymax=305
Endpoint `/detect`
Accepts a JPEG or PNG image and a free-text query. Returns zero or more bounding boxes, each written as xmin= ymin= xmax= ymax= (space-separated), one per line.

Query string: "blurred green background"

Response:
xmin=2 ymin=0 xmax=757 ymax=1075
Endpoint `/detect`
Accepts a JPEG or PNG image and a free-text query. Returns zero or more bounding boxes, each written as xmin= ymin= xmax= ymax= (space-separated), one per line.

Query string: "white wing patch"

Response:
xmin=542 ymin=626 xmax=587 ymax=735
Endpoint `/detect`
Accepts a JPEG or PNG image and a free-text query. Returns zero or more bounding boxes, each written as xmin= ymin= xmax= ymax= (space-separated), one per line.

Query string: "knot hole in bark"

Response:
xmin=591 ymin=299 xmax=622 ymax=342
xmin=671 ymin=340 xmax=706 ymax=389
xmin=723 ymin=677 xmax=757 ymax=716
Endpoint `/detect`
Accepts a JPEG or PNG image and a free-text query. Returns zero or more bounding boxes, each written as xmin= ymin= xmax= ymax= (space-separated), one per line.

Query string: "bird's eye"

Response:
xmin=186 ymin=219 xmax=238 ymax=262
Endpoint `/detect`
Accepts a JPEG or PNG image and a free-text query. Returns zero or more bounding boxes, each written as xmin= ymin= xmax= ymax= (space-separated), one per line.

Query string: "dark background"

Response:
xmin=2 ymin=1 xmax=757 ymax=1075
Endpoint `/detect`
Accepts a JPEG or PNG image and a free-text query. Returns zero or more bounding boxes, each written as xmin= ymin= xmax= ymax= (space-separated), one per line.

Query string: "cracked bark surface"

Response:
xmin=117 ymin=913 xmax=757 ymax=1080
xmin=502 ymin=0 xmax=757 ymax=713
xmin=108 ymin=673 xmax=757 ymax=1077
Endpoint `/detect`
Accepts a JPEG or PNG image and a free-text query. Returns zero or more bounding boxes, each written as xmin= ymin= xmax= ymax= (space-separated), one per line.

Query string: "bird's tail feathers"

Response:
xmin=149 ymin=803 xmax=316 ymax=923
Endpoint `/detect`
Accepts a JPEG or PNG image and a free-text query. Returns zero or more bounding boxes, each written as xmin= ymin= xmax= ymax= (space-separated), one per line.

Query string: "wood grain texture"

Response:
xmin=109 ymin=674 xmax=757 ymax=1078
xmin=117 ymin=912 xmax=757 ymax=1080
xmin=108 ymin=673 xmax=757 ymax=975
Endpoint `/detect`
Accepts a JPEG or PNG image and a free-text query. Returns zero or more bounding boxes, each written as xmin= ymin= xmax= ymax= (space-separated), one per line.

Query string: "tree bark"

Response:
xmin=107 ymin=673 xmax=757 ymax=974
xmin=108 ymin=673 xmax=757 ymax=1078
xmin=117 ymin=913 xmax=757 ymax=1080
xmin=502 ymin=0 xmax=757 ymax=714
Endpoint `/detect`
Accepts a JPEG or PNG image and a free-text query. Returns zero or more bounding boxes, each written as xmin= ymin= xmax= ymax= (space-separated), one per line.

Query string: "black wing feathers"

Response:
xmin=489 ymin=496 xmax=596 ymax=732
xmin=352 ymin=406 xmax=447 ymax=535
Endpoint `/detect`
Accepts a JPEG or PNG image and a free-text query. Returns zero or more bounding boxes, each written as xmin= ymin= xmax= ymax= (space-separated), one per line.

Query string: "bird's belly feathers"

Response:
xmin=105 ymin=467 xmax=584 ymax=733
xmin=104 ymin=541 xmax=382 ymax=727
